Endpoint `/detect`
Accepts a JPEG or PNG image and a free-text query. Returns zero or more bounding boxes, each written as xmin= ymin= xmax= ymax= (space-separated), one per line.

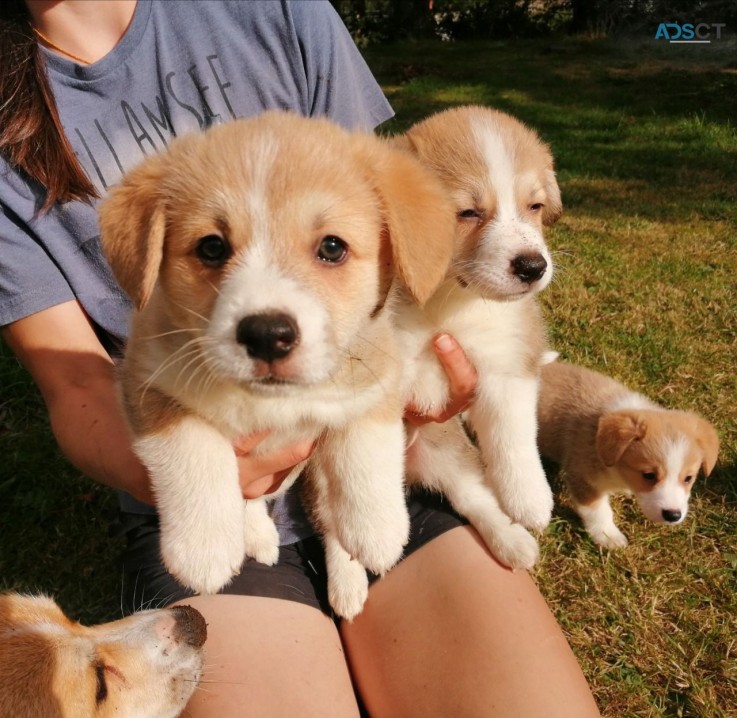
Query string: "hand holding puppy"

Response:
xmin=405 ymin=334 xmax=478 ymax=425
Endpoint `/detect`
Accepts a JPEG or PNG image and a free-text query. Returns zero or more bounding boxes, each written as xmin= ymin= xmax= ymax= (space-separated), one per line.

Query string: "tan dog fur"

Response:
xmin=99 ymin=111 xmax=455 ymax=618
xmin=0 ymin=593 xmax=205 ymax=718
xmin=537 ymin=359 xmax=720 ymax=548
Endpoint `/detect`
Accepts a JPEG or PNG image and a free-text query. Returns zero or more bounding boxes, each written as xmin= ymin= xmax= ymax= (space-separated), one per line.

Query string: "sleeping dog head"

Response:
xmin=396 ymin=105 xmax=562 ymax=301
xmin=100 ymin=111 xmax=454 ymax=391
xmin=0 ymin=593 xmax=205 ymax=718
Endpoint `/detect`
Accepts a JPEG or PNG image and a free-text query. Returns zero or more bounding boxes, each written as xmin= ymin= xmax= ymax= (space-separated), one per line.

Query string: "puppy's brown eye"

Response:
xmin=317 ymin=236 xmax=348 ymax=264
xmin=530 ymin=203 xmax=544 ymax=212
xmin=458 ymin=209 xmax=480 ymax=219
xmin=94 ymin=663 xmax=108 ymax=705
xmin=196 ymin=234 xmax=231 ymax=268
xmin=684 ymin=475 xmax=694 ymax=483
xmin=642 ymin=472 xmax=657 ymax=482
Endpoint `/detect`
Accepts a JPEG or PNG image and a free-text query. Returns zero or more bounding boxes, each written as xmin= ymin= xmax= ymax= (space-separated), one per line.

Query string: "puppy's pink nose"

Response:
xmin=236 ymin=313 xmax=299 ymax=361
xmin=511 ymin=253 xmax=547 ymax=284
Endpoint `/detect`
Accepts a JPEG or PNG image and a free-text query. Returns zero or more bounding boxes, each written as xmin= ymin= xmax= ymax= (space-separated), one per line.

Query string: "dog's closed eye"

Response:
xmin=94 ymin=661 xmax=108 ymax=705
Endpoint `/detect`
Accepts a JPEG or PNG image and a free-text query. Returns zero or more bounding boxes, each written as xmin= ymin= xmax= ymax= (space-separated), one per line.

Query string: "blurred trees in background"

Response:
xmin=329 ymin=0 xmax=736 ymax=44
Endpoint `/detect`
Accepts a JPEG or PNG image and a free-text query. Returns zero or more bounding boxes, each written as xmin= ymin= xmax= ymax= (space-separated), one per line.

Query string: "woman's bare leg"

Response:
xmin=342 ymin=526 xmax=600 ymax=718
xmin=177 ymin=595 xmax=359 ymax=717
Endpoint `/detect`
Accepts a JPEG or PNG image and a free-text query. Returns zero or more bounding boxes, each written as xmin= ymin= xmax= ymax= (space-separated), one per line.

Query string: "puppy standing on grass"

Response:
xmin=0 ymin=593 xmax=206 ymax=718
xmin=99 ymin=111 xmax=455 ymax=615
xmin=537 ymin=359 xmax=720 ymax=548
xmin=391 ymin=105 xmax=562 ymax=561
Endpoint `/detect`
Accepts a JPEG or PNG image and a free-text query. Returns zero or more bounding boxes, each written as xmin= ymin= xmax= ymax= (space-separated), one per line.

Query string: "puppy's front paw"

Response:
xmin=589 ymin=526 xmax=629 ymax=550
xmin=243 ymin=501 xmax=280 ymax=566
xmin=491 ymin=459 xmax=554 ymax=532
xmin=482 ymin=522 xmax=540 ymax=571
xmin=339 ymin=504 xmax=410 ymax=576
xmin=161 ymin=525 xmax=245 ymax=595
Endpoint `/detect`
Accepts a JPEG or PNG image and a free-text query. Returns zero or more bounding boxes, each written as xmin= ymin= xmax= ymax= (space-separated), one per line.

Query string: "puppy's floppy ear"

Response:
xmin=542 ymin=167 xmax=562 ymax=226
xmin=369 ymin=139 xmax=455 ymax=306
xmin=596 ymin=411 xmax=646 ymax=466
xmin=98 ymin=156 xmax=168 ymax=310
xmin=691 ymin=414 xmax=720 ymax=476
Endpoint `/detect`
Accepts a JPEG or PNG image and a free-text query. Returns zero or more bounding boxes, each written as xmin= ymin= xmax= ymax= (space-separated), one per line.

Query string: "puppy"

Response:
xmin=0 ymin=593 xmax=205 ymax=718
xmin=537 ymin=359 xmax=720 ymax=548
xmin=393 ymin=105 xmax=562 ymax=551
xmin=99 ymin=111 xmax=454 ymax=615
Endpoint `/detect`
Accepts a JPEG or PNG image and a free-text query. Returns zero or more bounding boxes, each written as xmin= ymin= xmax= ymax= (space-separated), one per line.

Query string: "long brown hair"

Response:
xmin=0 ymin=0 xmax=98 ymax=212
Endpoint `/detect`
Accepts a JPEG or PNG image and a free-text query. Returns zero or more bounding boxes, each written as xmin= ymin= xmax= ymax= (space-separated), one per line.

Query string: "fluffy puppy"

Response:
xmin=537 ymin=359 xmax=720 ymax=548
xmin=99 ymin=111 xmax=454 ymax=613
xmin=0 ymin=593 xmax=205 ymax=718
xmin=393 ymin=105 xmax=562 ymax=552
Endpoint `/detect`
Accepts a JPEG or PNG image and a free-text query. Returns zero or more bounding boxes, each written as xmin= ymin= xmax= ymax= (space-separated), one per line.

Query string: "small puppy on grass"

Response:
xmin=390 ymin=105 xmax=562 ymax=563
xmin=0 ymin=593 xmax=205 ymax=718
xmin=100 ymin=111 xmax=455 ymax=618
xmin=537 ymin=358 xmax=720 ymax=548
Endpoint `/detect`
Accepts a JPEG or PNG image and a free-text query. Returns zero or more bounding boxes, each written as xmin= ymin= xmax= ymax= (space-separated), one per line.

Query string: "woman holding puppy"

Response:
xmin=0 ymin=1 xmax=599 ymax=715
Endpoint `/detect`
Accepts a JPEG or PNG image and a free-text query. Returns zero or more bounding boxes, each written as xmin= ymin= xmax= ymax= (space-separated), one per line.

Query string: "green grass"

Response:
xmin=1 ymin=35 xmax=736 ymax=716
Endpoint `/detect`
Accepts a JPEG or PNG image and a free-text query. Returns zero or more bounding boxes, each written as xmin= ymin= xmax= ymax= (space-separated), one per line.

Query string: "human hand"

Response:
xmin=404 ymin=333 xmax=478 ymax=425
xmin=233 ymin=431 xmax=315 ymax=499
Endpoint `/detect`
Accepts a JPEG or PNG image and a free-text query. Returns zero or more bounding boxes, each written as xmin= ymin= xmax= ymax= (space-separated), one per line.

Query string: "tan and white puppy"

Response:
xmin=394 ymin=105 xmax=562 ymax=546
xmin=0 ymin=593 xmax=205 ymax=718
xmin=99 ymin=111 xmax=454 ymax=611
xmin=537 ymin=359 xmax=720 ymax=548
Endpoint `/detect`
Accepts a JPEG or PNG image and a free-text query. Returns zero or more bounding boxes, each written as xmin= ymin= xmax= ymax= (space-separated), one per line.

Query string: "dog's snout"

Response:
xmin=661 ymin=509 xmax=682 ymax=523
xmin=236 ymin=313 xmax=299 ymax=361
xmin=511 ymin=253 xmax=547 ymax=284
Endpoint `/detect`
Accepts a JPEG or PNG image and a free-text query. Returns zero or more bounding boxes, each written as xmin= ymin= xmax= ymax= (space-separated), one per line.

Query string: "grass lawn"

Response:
xmin=1 ymin=35 xmax=736 ymax=717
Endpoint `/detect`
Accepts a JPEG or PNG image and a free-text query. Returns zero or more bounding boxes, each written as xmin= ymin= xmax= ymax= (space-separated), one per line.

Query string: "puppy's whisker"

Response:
xmin=139 ymin=336 xmax=210 ymax=400
xmin=140 ymin=327 xmax=203 ymax=342
xmin=172 ymin=302 xmax=212 ymax=326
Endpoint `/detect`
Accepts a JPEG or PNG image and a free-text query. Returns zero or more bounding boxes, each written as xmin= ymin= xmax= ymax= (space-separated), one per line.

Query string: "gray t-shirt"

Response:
xmin=0 ymin=0 xmax=393 ymax=544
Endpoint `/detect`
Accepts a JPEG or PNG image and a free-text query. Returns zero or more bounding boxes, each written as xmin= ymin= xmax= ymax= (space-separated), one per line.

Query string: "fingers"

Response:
xmin=235 ymin=436 xmax=314 ymax=499
xmin=405 ymin=334 xmax=478 ymax=425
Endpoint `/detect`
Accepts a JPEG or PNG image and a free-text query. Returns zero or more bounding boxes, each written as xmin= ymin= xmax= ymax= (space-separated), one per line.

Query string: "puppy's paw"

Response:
xmin=590 ymin=526 xmax=629 ymax=550
xmin=243 ymin=504 xmax=280 ymax=566
xmin=162 ymin=527 xmax=244 ymax=595
xmin=491 ymin=460 xmax=554 ymax=532
xmin=506 ymin=490 xmax=554 ymax=532
xmin=480 ymin=522 xmax=540 ymax=571
xmin=328 ymin=560 xmax=370 ymax=621
xmin=339 ymin=506 xmax=410 ymax=576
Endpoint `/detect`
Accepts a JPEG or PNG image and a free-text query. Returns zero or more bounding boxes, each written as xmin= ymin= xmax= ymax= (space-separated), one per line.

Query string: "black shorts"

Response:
xmin=112 ymin=488 xmax=467 ymax=619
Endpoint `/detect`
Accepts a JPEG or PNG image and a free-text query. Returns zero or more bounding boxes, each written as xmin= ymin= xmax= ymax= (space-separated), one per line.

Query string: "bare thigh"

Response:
xmin=176 ymin=594 xmax=359 ymax=718
xmin=342 ymin=526 xmax=601 ymax=718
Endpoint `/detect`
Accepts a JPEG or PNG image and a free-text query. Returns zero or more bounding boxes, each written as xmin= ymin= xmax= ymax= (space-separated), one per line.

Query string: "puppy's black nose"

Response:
xmin=662 ymin=509 xmax=682 ymax=523
xmin=236 ymin=313 xmax=299 ymax=361
xmin=511 ymin=253 xmax=547 ymax=284
xmin=170 ymin=605 xmax=208 ymax=648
